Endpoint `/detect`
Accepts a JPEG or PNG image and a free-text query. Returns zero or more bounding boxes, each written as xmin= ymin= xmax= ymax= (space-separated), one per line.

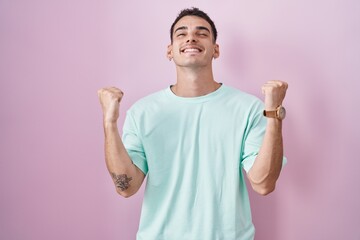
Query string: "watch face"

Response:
xmin=278 ymin=106 xmax=286 ymax=120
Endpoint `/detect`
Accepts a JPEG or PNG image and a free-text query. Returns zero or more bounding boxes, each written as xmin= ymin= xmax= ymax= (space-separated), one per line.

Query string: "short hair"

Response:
xmin=170 ymin=7 xmax=218 ymax=43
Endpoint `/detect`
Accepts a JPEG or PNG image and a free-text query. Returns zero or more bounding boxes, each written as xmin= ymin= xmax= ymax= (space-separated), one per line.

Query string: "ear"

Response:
xmin=167 ymin=44 xmax=173 ymax=60
xmin=213 ymin=44 xmax=220 ymax=59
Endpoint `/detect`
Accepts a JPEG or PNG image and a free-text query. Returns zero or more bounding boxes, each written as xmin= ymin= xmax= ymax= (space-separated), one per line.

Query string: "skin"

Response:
xmin=167 ymin=16 xmax=221 ymax=97
xmin=97 ymin=87 xmax=145 ymax=197
xmin=98 ymin=15 xmax=288 ymax=197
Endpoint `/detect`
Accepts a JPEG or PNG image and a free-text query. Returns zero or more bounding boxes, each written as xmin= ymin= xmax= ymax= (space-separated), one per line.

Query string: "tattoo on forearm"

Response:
xmin=111 ymin=173 xmax=133 ymax=191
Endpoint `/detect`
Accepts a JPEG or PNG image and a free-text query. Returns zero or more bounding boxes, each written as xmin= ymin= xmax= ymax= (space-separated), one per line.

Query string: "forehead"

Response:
xmin=173 ymin=15 xmax=212 ymax=32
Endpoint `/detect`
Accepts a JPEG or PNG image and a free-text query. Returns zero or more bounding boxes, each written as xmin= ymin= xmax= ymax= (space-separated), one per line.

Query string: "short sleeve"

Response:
xmin=241 ymin=100 xmax=287 ymax=172
xmin=122 ymin=111 xmax=148 ymax=175
xmin=241 ymin=101 xmax=266 ymax=172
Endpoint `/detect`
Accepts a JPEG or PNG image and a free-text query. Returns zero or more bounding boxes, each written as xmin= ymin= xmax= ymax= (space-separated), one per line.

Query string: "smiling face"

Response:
xmin=167 ymin=16 xmax=220 ymax=68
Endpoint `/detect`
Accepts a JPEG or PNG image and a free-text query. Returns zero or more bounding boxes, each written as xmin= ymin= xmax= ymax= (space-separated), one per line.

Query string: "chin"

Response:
xmin=177 ymin=59 xmax=208 ymax=67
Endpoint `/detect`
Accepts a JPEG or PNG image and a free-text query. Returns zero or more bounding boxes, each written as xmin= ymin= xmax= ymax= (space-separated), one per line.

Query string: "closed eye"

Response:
xmin=197 ymin=32 xmax=209 ymax=37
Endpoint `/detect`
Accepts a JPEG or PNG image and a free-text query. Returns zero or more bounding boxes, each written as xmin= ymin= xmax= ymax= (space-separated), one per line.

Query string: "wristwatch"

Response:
xmin=263 ymin=105 xmax=286 ymax=120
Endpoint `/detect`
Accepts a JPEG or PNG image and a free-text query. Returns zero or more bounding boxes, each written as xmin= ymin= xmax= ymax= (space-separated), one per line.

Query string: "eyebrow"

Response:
xmin=174 ymin=26 xmax=211 ymax=34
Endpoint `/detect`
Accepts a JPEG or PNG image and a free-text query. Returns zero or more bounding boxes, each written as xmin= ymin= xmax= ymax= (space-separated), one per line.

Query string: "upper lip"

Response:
xmin=180 ymin=45 xmax=203 ymax=52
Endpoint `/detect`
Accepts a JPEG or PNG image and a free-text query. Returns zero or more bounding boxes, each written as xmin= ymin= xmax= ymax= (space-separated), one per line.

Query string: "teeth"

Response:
xmin=184 ymin=48 xmax=200 ymax=53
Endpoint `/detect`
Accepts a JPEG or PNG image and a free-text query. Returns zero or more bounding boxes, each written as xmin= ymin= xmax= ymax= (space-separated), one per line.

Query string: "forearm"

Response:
xmin=103 ymin=122 xmax=144 ymax=198
xmin=247 ymin=118 xmax=283 ymax=195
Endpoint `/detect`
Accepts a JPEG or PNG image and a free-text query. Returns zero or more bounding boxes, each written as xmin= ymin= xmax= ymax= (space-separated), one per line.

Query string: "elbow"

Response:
xmin=250 ymin=180 xmax=276 ymax=196
xmin=251 ymin=182 xmax=276 ymax=196
xmin=247 ymin=169 xmax=279 ymax=196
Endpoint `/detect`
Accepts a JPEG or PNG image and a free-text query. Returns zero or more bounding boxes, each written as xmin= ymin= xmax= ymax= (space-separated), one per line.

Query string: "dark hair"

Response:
xmin=170 ymin=7 xmax=218 ymax=43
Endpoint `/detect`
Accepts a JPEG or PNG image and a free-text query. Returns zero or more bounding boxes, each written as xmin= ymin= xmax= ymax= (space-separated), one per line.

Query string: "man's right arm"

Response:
xmin=98 ymin=87 xmax=145 ymax=198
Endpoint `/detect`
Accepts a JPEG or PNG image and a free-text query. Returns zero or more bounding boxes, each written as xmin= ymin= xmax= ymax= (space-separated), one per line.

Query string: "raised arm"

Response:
xmin=247 ymin=80 xmax=288 ymax=195
xmin=98 ymin=87 xmax=145 ymax=198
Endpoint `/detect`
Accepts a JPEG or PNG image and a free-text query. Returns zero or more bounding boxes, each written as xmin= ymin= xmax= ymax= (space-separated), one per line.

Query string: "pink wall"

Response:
xmin=1 ymin=1 xmax=359 ymax=239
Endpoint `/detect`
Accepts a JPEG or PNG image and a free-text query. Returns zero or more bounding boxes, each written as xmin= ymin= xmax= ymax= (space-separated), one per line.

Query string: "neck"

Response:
xmin=171 ymin=66 xmax=220 ymax=97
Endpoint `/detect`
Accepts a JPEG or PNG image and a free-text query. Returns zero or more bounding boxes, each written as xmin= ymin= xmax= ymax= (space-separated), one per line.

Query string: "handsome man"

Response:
xmin=98 ymin=8 xmax=288 ymax=240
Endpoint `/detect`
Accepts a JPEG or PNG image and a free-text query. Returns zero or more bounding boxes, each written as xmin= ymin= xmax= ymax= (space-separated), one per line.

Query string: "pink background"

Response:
xmin=1 ymin=0 xmax=359 ymax=239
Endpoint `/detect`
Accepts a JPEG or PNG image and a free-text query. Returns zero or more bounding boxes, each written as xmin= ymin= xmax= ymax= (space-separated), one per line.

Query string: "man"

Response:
xmin=98 ymin=7 xmax=288 ymax=240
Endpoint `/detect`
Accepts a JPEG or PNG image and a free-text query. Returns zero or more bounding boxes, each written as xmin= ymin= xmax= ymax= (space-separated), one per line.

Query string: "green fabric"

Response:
xmin=122 ymin=84 xmax=283 ymax=240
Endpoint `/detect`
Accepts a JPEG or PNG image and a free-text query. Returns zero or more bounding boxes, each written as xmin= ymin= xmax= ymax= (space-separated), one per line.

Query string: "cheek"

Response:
xmin=172 ymin=46 xmax=181 ymax=55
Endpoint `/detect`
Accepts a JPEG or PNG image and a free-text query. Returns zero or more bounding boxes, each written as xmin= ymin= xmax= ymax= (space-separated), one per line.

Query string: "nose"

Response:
xmin=186 ymin=33 xmax=198 ymax=43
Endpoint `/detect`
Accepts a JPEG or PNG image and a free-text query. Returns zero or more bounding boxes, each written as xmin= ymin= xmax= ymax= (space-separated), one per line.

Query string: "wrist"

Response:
xmin=103 ymin=120 xmax=118 ymax=130
xmin=263 ymin=105 xmax=286 ymax=120
xmin=264 ymin=103 xmax=280 ymax=111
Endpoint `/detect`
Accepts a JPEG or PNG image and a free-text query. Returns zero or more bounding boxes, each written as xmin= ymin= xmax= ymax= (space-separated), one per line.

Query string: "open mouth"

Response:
xmin=181 ymin=46 xmax=203 ymax=53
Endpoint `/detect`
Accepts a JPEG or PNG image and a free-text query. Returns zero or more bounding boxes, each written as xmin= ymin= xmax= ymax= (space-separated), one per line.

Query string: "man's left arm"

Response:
xmin=247 ymin=80 xmax=288 ymax=195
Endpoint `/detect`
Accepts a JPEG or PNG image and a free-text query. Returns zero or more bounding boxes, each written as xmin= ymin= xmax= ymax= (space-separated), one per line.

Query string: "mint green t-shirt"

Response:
xmin=123 ymin=84 xmax=275 ymax=240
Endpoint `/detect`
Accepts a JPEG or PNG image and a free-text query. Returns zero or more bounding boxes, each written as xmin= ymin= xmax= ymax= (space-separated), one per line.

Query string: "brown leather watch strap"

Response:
xmin=263 ymin=109 xmax=277 ymax=118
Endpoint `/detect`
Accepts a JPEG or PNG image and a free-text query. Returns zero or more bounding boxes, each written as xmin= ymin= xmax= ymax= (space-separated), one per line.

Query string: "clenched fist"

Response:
xmin=262 ymin=80 xmax=288 ymax=110
xmin=97 ymin=87 xmax=124 ymax=124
